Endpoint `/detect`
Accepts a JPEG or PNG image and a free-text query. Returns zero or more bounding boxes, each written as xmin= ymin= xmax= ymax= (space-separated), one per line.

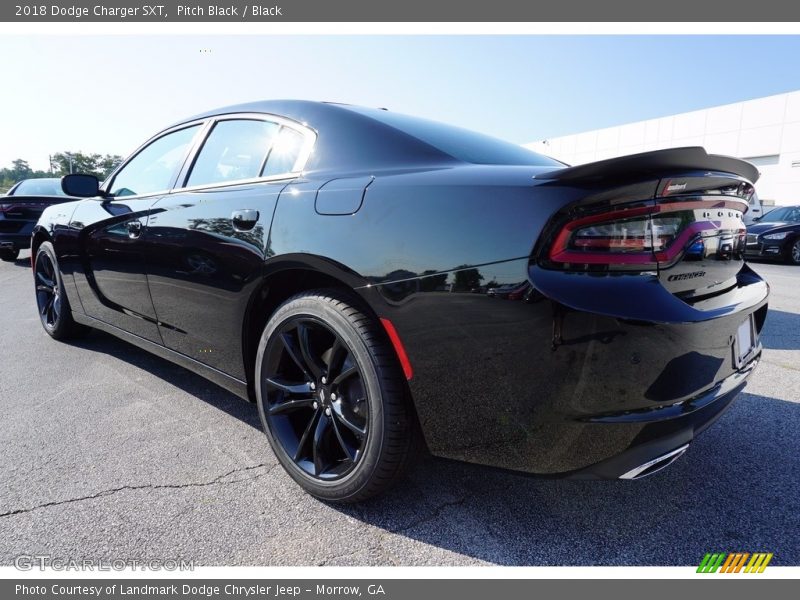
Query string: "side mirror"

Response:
xmin=753 ymin=216 xmax=762 ymax=222
xmin=61 ymin=174 xmax=100 ymax=198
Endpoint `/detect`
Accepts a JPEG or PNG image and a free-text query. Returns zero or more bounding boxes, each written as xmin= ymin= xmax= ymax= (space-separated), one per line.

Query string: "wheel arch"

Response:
xmin=31 ymin=224 xmax=52 ymax=250
xmin=30 ymin=225 xmax=52 ymax=266
xmin=241 ymin=254 xmax=382 ymax=402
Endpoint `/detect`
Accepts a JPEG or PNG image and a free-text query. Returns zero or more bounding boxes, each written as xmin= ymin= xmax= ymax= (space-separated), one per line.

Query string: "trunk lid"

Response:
xmin=537 ymin=147 xmax=757 ymax=301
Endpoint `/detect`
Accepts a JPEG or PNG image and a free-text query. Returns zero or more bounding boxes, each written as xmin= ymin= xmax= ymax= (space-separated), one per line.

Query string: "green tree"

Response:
xmin=0 ymin=153 xmax=123 ymax=194
xmin=50 ymin=152 xmax=123 ymax=180
xmin=10 ymin=159 xmax=33 ymax=180
xmin=452 ymin=266 xmax=484 ymax=292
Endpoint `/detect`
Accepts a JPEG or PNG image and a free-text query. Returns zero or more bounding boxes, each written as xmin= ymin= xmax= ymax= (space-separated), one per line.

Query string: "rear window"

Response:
xmin=12 ymin=179 xmax=66 ymax=196
xmin=344 ymin=107 xmax=563 ymax=167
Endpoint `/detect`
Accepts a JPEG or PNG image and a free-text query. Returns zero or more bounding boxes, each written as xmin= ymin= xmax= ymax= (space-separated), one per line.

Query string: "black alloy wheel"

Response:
xmin=35 ymin=249 xmax=61 ymax=329
xmin=33 ymin=242 xmax=87 ymax=340
xmin=255 ymin=290 xmax=420 ymax=502
xmin=263 ymin=316 xmax=368 ymax=480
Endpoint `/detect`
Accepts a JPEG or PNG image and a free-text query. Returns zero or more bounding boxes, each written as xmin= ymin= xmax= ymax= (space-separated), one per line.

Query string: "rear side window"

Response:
xmin=110 ymin=125 xmax=201 ymax=197
xmin=262 ymin=127 xmax=305 ymax=176
xmin=187 ymin=119 xmax=279 ymax=187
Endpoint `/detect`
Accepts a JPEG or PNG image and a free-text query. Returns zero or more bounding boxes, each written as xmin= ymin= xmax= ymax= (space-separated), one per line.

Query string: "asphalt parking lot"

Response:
xmin=0 ymin=251 xmax=798 ymax=566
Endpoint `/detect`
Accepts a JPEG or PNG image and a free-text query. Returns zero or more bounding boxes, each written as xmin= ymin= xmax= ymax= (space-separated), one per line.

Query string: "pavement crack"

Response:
xmin=0 ymin=462 xmax=277 ymax=519
xmin=391 ymin=496 xmax=468 ymax=535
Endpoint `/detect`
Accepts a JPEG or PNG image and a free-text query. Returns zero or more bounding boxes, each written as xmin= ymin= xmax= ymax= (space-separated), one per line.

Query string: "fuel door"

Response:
xmin=314 ymin=176 xmax=374 ymax=216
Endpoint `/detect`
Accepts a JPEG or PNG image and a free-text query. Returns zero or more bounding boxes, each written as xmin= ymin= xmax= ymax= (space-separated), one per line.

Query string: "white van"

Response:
xmin=744 ymin=192 xmax=764 ymax=225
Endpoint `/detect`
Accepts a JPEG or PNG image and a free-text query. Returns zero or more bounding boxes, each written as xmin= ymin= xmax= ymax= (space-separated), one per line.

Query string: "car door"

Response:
xmin=70 ymin=122 xmax=206 ymax=343
xmin=144 ymin=115 xmax=315 ymax=379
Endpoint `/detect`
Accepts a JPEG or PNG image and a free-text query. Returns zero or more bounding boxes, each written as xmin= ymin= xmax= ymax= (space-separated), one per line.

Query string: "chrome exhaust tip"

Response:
xmin=619 ymin=444 xmax=690 ymax=480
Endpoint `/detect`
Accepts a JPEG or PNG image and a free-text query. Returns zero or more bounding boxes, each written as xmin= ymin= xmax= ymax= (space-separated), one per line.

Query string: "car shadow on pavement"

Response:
xmin=68 ymin=329 xmax=263 ymax=430
xmin=333 ymin=391 xmax=800 ymax=566
xmin=760 ymin=309 xmax=800 ymax=350
xmin=64 ymin=330 xmax=799 ymax=566
xmin=8 ymin=256 xmax=30 ymax=268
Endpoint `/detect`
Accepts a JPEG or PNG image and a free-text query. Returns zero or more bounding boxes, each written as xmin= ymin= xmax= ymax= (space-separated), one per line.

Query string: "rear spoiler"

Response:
xmin=535 ymin=147 xmax=759 ymax=185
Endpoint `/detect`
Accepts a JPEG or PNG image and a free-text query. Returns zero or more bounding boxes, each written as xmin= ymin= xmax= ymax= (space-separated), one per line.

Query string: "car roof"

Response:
xmin=172 ymin=100 xmax=452 ymax=173
xmin=172 ymin=100 xmax=560 ymax=174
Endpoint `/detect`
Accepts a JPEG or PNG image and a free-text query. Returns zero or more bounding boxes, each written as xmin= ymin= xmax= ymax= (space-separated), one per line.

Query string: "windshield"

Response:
xmin=344 ymin=106 xmax=563 ymax=167
xmin=11 ymin=178 xmax=67 ymax=196
xmin=760 ymin=206 xmax=800 ymax=223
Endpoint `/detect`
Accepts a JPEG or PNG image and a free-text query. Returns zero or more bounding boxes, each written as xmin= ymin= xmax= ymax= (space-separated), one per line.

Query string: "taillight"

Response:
xmin=547 ymin=198 xmax=746 ymax=269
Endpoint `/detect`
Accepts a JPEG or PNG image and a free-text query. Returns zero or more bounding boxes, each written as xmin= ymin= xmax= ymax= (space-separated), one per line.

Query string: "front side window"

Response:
xmin=110 ymin=125 xmax=201 ymax=197
xmin=186 ymin=119 xmax=280 ymax=187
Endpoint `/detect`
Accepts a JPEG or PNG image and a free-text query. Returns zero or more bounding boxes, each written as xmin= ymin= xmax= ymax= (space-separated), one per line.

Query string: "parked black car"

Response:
xmin=32 ymin=101 xmax=768 ymax=501
xmin=0 ymin=178 xmax=73 ymax=261
xmin=744 ymin=205 xmax=800 ymax=265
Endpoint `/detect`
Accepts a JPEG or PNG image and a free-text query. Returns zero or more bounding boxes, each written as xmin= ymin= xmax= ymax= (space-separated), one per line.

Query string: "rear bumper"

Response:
xmin=372 ymin=257 xmax=769 ymax=477
xmin=568 ymin=353 xmax=758 ymax=479
xmin=0 ymin=223 xmax=35 ymax=250
xmin=0 ymin=234 xmax=31 ymax=251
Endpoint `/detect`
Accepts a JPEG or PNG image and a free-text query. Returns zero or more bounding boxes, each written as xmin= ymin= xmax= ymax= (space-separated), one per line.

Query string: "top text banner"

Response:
xmin=3 ymin=0 xmax=800 ymax=22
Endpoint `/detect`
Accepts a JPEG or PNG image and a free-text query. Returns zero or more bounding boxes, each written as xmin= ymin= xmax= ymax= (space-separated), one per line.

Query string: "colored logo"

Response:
xmin=697 ymin=552 xmax=773 ymax=573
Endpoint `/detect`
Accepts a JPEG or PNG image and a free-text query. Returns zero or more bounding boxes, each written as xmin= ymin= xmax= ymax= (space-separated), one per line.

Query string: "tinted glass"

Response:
xmin=110 ymin=125 xmax=200 ymax=197
xmin=761 ymin=207 xmax=800 ymax=223
xmin=12 ymin=178 xmax=66 ymax=196
xmin=187 ymin=119 xmax=279 ymax=187
xmin=262 ymin=127 xmax=305 ymax=177
xmin=343 ymin=106 xmax=563 ymax=167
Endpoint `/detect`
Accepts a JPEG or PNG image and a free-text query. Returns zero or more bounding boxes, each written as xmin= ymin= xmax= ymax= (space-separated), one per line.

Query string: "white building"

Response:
xmin=526 ymin=90 xmax=800 ymax=206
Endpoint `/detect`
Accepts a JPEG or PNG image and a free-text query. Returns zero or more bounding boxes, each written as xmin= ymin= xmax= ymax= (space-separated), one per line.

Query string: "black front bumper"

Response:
xmin=745 ymin=240 xmax=786 ymax=260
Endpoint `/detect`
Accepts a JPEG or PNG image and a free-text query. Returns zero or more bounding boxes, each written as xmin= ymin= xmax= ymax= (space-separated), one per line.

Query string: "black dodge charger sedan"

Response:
xmin=744 ymin=205 xmax=800 ymax=264
xmin=0 ymin=177 xmax=74 ymax=261
xmin=32 ymin=101 xmax=768 ymax=501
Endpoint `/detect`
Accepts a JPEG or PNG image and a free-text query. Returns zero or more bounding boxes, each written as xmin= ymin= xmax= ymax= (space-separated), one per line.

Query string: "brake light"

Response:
xmin=548 ymin=198 xmax=746 ymax=268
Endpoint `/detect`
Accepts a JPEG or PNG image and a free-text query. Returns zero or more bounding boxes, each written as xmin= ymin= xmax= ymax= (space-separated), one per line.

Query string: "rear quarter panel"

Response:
xmin=268 ymin=165 xmax=577 ymax=283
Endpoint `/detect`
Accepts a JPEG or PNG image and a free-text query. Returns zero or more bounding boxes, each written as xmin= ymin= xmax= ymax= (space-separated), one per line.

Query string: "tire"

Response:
xmin=0 ymin=248 xmax=19 ymax=262
xmin=787 ymin=238 xmax=800 ymax=266
xmin=34 ymin=242 xmax=89 ymax=340
xmin=255 ymin=289 xmax=420 ymax=502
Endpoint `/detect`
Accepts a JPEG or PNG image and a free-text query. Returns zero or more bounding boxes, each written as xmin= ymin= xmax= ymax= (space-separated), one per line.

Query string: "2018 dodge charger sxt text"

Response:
xmin=32 ymin=101 xmax=768 ymax=501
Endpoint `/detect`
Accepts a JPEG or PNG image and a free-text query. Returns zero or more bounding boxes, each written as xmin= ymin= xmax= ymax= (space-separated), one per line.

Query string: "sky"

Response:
xmin=2 ymin=35 xmax=800 ymax=171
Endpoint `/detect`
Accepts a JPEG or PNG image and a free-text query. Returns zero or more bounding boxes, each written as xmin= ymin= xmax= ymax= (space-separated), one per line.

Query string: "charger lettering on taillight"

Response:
xmin=548 ymin=198 xmax=746 ymax=268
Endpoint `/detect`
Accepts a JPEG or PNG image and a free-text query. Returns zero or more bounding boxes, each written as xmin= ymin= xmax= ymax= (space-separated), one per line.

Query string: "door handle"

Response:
xmin=126 ymin=220 xmax=143 ymax=239
xmin=231 ymin=209 xmax=259 ymax=232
